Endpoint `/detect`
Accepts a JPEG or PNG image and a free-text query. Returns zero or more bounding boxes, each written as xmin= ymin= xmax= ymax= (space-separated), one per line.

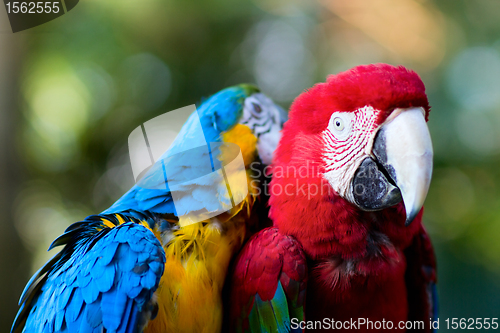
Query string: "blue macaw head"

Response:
xmin=103 ymin=84 xmax=287 ymax=218
xmin=197 ymin=84 xmax=287 ymax=165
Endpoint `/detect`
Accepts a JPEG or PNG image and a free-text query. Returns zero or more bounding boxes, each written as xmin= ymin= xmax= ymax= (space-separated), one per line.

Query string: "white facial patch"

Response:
xmin=240 ymin=93 xmax=284 ymax=165
xmin=322 ymin=106 xmax=381 ymax=202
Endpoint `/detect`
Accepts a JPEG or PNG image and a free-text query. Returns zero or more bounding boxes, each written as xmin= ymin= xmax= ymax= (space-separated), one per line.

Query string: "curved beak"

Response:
xmin=373 ymin=107 xmax=433 ymax=225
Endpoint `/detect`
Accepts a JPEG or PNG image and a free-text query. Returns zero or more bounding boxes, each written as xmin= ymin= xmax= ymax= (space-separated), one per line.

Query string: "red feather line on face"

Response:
xmin=322 ymin=106 xmax=382 ymax=200
xmin=323 ymin=107 xmax=379 ymax=169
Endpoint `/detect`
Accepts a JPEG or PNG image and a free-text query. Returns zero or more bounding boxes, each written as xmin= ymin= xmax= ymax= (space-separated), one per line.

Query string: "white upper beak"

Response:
xmin=375 ymin=107 xmax=433 ymax=225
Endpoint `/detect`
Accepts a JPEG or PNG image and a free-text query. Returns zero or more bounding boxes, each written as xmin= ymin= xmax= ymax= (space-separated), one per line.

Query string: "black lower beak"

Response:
xmin=352 ymin=157 xmax=402 ymax=211
xmin=351 ymin=108 xmax=433 ymax=225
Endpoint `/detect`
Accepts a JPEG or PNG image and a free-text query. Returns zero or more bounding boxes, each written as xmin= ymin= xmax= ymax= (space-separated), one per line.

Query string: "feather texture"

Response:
xmin=229 ymin=65 xmax=437 ymax=332
xmin=229 ymin=228 xmax=307 ymax=333
xmin=13 ymin=84 xmax=286 ymax=333
xmin=12 ymin=214 xmax=165 ymax=333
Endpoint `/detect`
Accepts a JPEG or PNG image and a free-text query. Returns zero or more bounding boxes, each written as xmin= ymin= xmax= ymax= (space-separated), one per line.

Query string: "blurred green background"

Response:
xmin=1 ymin=0 xmax=500 ymax=330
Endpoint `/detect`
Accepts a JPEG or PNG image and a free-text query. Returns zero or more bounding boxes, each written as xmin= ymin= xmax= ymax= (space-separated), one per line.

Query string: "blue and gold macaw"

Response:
xmin=12 ymin=84 xmax=287 ymax=333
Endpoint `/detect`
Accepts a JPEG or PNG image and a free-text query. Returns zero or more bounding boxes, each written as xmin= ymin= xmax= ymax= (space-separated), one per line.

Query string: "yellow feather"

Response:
xmin=221 ymin=124 xmax=257 ymax=167
xmin=144 ymin=218 xmax=247 ymax=333
xmin=144 ymin=124 xmax=259 ymax=333
xmin=101 ymin=219 xmax=116 ymax=229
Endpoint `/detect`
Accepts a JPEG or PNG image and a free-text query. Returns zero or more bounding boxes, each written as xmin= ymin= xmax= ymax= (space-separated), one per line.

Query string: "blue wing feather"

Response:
xmin=12 ymin=214 xmax=165 ymax=333
xmin=102 ymin=86 xmax=250 ymax=219
xmin=13 ymin=84 xmax=262 ymax=333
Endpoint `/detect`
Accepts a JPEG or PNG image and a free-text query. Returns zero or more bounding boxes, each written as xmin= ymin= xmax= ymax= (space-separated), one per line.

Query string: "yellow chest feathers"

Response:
xmin=222 ymin=124 xmax=258 ymax=167
xmin=145 ymin=124 xmax=257 ymax=333
xmin=144 ymin=219 xmax=246 ymax=333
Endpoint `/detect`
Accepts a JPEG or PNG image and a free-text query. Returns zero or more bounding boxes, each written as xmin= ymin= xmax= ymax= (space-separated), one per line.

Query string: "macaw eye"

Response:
xmin=333 ymin=117 xmax=344 ymax=131
xmin=327 ymin=112 xmax=354 ymax=140
xmin=252 ymin=103 xmax=262 ymax=114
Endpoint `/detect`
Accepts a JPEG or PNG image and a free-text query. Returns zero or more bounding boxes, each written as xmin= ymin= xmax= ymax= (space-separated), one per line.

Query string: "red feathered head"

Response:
xmin=289 ymin=64 xmax=430 ymax=135
xmin=269 ymin=64 xmax=433 ymax=258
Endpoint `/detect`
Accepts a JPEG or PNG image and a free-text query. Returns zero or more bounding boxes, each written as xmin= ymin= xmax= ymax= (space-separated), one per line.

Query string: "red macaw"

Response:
xmin=228 ymin=64 xmax=437 ymax=332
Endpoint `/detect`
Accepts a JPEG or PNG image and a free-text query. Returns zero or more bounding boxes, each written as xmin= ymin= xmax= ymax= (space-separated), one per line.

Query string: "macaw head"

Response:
xmin=200 ymin=84 xmax=287 ymax=166
xmin=237 ymin=85 xmax=288 ymax=165
xmin=269 ymin=64 xmax=433 ymax=254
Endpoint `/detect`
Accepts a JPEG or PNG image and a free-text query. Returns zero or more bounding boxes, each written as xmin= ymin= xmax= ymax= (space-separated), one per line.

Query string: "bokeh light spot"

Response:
xmin=447 ymin=47 xmax=500 ymax=111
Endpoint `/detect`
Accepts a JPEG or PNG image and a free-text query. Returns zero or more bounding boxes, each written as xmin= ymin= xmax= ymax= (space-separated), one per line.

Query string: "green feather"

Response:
xmin=248 ymin=302 xmax=261 ymax=333
xmin=255 ymin=294 xmax=277 ymax=333
xmin=237 ymin=83 xmax=260 ymax=97
xmin=284 ymin=278 xmax=305 ymax=323
xmin=249 ymin=282 xmax=292 ymax=333
xmin=270 ymin=282 xmax=291 ymax=333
